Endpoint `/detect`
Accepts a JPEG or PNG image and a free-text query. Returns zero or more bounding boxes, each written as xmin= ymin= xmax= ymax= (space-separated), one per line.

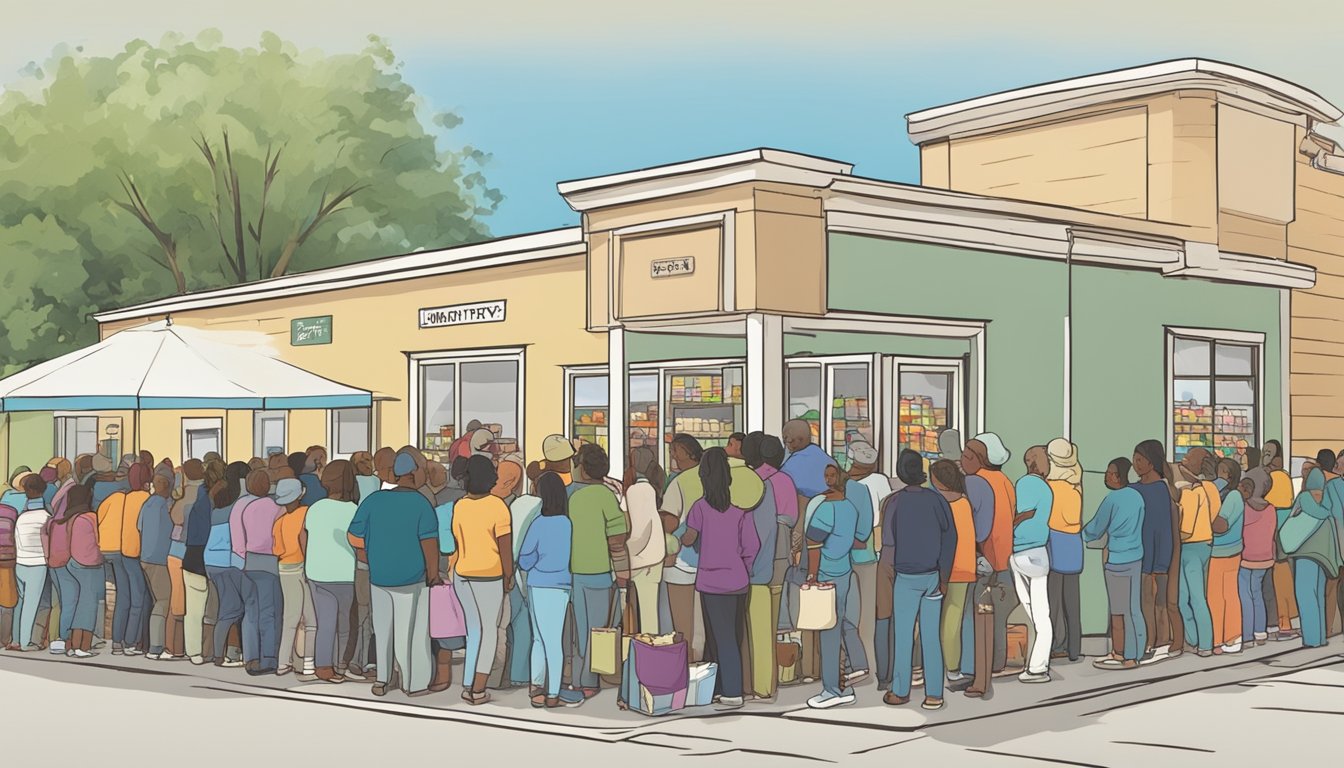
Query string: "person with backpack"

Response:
xmin=43 ymin=484 xmax=103 ymax=657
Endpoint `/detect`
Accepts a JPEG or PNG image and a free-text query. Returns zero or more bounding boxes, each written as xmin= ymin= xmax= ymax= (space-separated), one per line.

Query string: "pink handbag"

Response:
xmin=429 ymin=582 xmax=467 ymax=639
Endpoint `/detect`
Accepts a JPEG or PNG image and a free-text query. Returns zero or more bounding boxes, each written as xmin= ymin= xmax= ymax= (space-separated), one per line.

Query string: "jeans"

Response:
xmin=308 ymin=580 xmax=354 ymax=669
xmin=1293 ymin=558 xmax=1328 ymax=648
xmin=52 ymin=565 xmax=80 ymax=641
xmin=106 ymin=553 xmax=131 ymax=646
xmin=1178 ymin=543 xmax=1214 ymax=651
xmin=1010 ymin=547 xmax=1053 ymax=675
xmin=960 ymin=569 xmax=1017 ymax=675
xmin=1239 ymin=567 xmax=1269 ymax=643
xmin=243 ymin=565 xmax=282 ymax=668
xmin=570 ymin=573 xmax=615 ymax=690
xmin=892 ymin=571 xmax=944 ymax=699
xmin=1208 ymin=555 xmax=1242 ymax=647
xmin=528 ymin=586 xmax=570 ymax=698
xmin=141 ymin=562 xmax=171 ymax=655
xmin=941 ymin=582 xmax=969 ymax=672
xmin=349 ymin=563 xmax=373 ymax=669
xmin=208 ymin=566 xmax=247 ymax=660
xmin=14 ymin=564 xmax=48 ymax=648
xmin=841 ymin=571 xmax=869 ymax=674
xmin=1104 ymin=561 xmax=1146 ymax=661
xmin=458 ymin=577 xmax=505 ymax=679
xmin=67 ymin=562 xmax=104 ymax=633
xmin=506 ymin=580 xmax=531 ymax=686
xmin=182 ymin=570 xmax=209 ymax=658
xmin=853 ymin=561 xmax=878 ymax=677
xmin=120 ymin=556 xmax=149 ymax=649
xmin=278 ymin=564 xmax=314 ymax=669
xmin=370 ymin=583 xmax=432 ymax=692
xmin=818 ymin=574 xmax=854 ymax=697
xmin=701 ymin=590 xmax=747 ymax=699
xmin=1048 ymin=572 xmax=1082 ymax=660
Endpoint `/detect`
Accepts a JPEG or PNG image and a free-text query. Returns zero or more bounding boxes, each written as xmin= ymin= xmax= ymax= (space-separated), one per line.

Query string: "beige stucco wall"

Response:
xmin=97 ymin=254 xmax=605 ymax=465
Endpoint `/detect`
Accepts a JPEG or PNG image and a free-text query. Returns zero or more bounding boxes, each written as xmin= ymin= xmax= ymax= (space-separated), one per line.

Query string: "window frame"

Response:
xmin=1165 ymin=327 xmax=1265 ymax=462
xmin=253 ymin=410 xmax=288 ymax=460
xmin=884 ymin=356 xmax=965 ymax=467
xmin=181 ymin=417 xmax=224 ymax=461
xmin=328 ymin=407 xmax=374 ymax=459
xmin=408 ymin=348 xmax=526 ymax=459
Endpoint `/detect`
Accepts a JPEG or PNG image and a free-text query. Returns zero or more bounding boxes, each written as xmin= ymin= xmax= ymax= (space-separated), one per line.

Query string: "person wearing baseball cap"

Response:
xmin=537 ymin=434 xmax=576 ymax=486
xmin=346 ymin=447 xmax=440 ymax=697
xmin=845 ymin=441 xmax=890 ymax=689
xmin=1 ymin=467 xmax=32 ymax=516
xmin=272 ymin=478 xmax=314 ymax=677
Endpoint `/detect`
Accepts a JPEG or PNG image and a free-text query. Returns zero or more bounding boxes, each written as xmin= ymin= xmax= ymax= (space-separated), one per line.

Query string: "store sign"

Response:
xmin=290 ymin=315 xmax=332 ymax=346
xmin=650 ymin=256 xmax=695 ymax=278
xmin=419 ymin=299 xmax=507 ymax=329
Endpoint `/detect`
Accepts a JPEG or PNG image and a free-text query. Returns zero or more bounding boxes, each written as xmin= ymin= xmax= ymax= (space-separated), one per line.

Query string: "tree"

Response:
xmin=0 ymin=31 xmax=502 ymax=375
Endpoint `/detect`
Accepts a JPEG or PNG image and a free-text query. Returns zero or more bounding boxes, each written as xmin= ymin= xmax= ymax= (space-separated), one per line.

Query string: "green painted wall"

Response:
xmin=829 ymin=233 xmax=1285 ymax=634
xmin=3 ymin=412 xmax=54 ymax=479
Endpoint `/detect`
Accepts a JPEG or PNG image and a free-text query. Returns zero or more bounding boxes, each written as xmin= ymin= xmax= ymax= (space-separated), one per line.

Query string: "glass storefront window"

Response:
xmin=54 ymin=416 xmax=98 ymax=462
xmin=1171 ymin=334 xmax=1259 ymax=462
xmin=897 ymin=369 xmax=955 ymax=459
xmin=420 ymin=362 xmax=456 ymax=457
xmin=787 ymin=366 xmax=823 ymax=447
xmin=664 ymin=366 xmax=744 ymax=464
xmin=331 ymin=408 xmax=371 ymax=457
xmin=254 ymin=411 xmax=287 ymax=459
xmin=830 ymin=364 xmax=873 ymax=467
xmin=628 ymin=373 xmax=660 ymax=452
xmin=461 ymin=360 xmax=521 ymax=457
xmin=570 ymin=373 xmax=609 ymax=450
xmin=416 ymin=355 xmax=522 ymax=462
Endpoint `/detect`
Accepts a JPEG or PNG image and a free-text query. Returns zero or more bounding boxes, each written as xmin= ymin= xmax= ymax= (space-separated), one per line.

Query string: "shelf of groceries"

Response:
xmin=830 ymin=395 xmax=873 ymax=465
xmin=420 ymin=422 xmax=518 ymax=464
xmin=1173 ymin=400 xmax=1253 ymax=457
xmin=897 ymin=394 xmax=948 ymax=457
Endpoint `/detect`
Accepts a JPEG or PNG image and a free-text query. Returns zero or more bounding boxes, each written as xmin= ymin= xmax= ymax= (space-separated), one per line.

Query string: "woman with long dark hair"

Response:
xmin=623 ymin=446 xmax=666 ymax=633
xmin=303 ymin=460 xmax=362 ymax=682
xmin=682 ymin=447 xmax=759 ymax=709
xmin=518 ymin=472 xmax=574 ymax=708
xmin=43 ymin=484 xmax=103 ymax=657
xmin=206 ymin=462 xmax=250 ymax=667
xmin=1130 ymin=441 xmax=1182 ymax=662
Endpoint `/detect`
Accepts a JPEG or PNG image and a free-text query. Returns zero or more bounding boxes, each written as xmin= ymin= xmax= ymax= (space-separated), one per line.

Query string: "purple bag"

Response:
xmin=633 ymin=638 xmax=689 ymax=696
xmin=429 ymin=582 xmax=466 ymax=639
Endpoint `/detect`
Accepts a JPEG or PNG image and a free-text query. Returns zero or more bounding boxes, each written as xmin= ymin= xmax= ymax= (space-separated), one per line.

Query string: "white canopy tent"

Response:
xmin=0 ymin=320 xmax=370 ymax=456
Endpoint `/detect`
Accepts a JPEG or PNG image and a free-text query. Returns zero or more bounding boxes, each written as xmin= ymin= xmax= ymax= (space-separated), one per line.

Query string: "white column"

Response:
xmin=746 ymin=313 xmax=784 ymax=436
xmin=607 ymin=325 xmax=627 ymax=481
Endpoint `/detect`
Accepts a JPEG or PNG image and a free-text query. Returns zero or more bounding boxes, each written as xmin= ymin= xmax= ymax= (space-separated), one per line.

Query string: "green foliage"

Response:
xmin=0 ymin=31 xmax=501 ymax=376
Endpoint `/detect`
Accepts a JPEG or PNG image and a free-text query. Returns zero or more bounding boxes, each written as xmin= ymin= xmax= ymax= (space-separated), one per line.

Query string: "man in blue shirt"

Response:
xmin=1084 ymin=458 xmax=1147 ymax=668
xmin=804 ymin=463 xmax=862 ymax=711
xmin=347 ymin=448 xmax=440 ymax=697
xmin=1011 ymin=446 xmax=1054 ymax=683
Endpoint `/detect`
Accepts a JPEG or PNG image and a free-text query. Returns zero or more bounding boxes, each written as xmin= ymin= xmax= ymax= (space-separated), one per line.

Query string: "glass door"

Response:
xmin=890 ymin=359 xmax=963 ymax=460
xmin=829 ymin=363 xmax=874 ymax=468
xmin=786 ymin=364 xmax=823 ymax=447
xmin=663 ymin=365 xmax=744 ymax=462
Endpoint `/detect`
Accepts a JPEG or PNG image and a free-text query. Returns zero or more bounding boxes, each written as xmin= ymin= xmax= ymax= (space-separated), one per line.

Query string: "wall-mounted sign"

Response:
xmin=291 ymin=315 xmax=333 ymax=346
xmin=419 ymin=300 xmax=507 ymax=329
xmin=650 ymin=256 xmax=695 ymax=278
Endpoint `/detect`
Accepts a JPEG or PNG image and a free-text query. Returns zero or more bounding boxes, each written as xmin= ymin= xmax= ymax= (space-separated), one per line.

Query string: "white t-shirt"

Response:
xmin=16 ymin=507 xmax=51 ymax=566
xmin=854 ymin=473 xmax=894 ymax=528
xmin=625 ymin=480 xmax=666 ymax=571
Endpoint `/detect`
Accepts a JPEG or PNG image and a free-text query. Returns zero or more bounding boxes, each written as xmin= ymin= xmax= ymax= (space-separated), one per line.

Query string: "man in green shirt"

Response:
xmin=567 ymin=444 xmax=629 ymax=697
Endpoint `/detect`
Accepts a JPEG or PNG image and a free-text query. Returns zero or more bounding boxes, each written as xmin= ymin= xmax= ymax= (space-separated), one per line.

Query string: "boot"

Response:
xmin=429 ymin=648 xmax=453 ymax=692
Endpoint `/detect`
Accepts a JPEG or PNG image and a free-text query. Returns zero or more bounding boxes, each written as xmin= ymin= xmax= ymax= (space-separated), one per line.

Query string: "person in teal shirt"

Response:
xmin=1011 ymin=446 xmax=1054 ymax=683
xmin=804 ymin=464 xmax=865 ymax=710
xmin=1083 ymin=458 xmax=1147 ymax=668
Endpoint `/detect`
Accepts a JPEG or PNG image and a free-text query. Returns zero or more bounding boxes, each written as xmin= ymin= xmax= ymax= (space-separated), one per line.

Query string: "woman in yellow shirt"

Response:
xmin=1046 ymin=439 xmax=1085 ymax=662
xmin=1174 ymin=452 xmax=1215 ymax=656
xmin=452 ymin=455 xmax=513 ymax=705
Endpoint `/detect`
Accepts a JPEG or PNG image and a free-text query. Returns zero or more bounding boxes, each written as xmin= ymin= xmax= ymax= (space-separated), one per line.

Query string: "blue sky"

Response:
xmin=9 ymin=0 xmax=1344 ymax=238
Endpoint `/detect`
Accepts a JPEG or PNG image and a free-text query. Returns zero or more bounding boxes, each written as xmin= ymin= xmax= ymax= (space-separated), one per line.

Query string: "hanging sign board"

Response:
xmin=650 ymin=256 xmax=695 ymax=278
xmin=290 ymin=315 xmax=333 ymax=346
xmin=419 ymin=300 xmax=507 ymax=329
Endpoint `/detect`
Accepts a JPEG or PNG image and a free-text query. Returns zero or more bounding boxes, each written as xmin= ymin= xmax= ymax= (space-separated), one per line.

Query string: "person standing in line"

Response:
xmin=1084 ymin=459 xmax=1147 ymax=669
xmin=41 ymin=479 xmax=80 ymax=655
xmin=845 ymin=441 xmax=888 ymax=688
xmin=237 ymin=471 xmax=287 ymax=675
xmin=1174 ymin=448 xmax=1215 ymax=657
xmin=138 ymin=473 xmax=177 ymax=660
xmin=519 ymin=472 xmax=576 ymax=708
xmin=167 ymin=460 xmax=204 ymax=660
xmin=347 ymin=448 xmax=441 ymax=697
xmin=182 ymin=460 xmax=220 ymax=665
xmin=623 ymin=447 xmax=666 ymax=634
xmin=207 ymin=462 xmax=250 ymax=667
xmin=352 ymin=452 xmax=382 ymax=510
xmin=1290 ymin=467 xmax=1343 ymax=649
xmin=566 ymin=444 xmax=629 ymax=698
xmin=451 ymin=455 xmax=513 ymax=705
xmin=48 ymin=485 xmax=102 ymax=657
xmin=303 ymin=460 xmax=361 ymax=683
xmin=660 ymin=434 xmax=706 ymax=660
xmin=1209 ymin=459 xmax=1245 ymax=654
xmin=1045 ymin=439 xmax=1084 ymax=663
xmin=14 ymin=474 xmax=51 ymax=651
xmin=1131 ymin=440 xmax=1180 ymax=663
xmin=930 ymin=459 xmax=976 ymax=687
xmin=1011 ymin=446 xmax=1054 ymax=683
xmin=956 ymin=434 xmax=1017 ymax=682
xmin=299 ymin=447 xmax=328 ymax=507
xmin=684 ymin=447 xmax=759 ymax=710
xmin=881 ymin=451 xmax=956 ymax=710
xmin=1238 ymin=467 xmax=1276 ymax=648
xmin=1262 ymin=441 xmax=1300 ymax=641
xmin=273 ymin=478 xmax=314 ymax=677
xmin=747 ymin=433 xmax=797 ymax=695
xmin=486 ymin=458 xmax=524 ymax=690
xmin=118 ymin=462 xmax=152 ymax=655
xmin=780 ymin=420 xmax=837 ymax=682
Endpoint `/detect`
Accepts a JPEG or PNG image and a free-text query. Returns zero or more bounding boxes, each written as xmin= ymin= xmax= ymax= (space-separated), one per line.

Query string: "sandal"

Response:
xmin=531 ymin=694 xmax=547 ymax=708
xmin=462 ymin=689 xmax=491 ymax=706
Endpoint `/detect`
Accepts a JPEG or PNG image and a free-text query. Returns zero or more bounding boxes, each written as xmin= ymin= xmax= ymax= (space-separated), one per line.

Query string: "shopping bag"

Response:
xmin=776 ymin=632 xmax=801 ymax=684
xmin=428 ymin=582 xmax=466 ymax=639
xmin=686 ymin=661 xmax=718 ymax=707
xmin=1279 ymin=501 xmax=1324 ymax=555
xmin=796 ymin=582 xmax=837 ymax=631
xmin=589 ymin=589 xmax=622 ymax=677
xmin=619 ymin=636 xmax=689 ymax=717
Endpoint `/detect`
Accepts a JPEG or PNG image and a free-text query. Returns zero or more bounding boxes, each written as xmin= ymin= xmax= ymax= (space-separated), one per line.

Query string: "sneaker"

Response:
xmin=189 ymin=655 xmax=206 ymax=666
xmin=1092 ymin=656 xmax=1125 ymax=670
xmin=338 ymin=666 xmax=367 ymax=681
xmin=145 ymin=652 xmax=163 ymax=660
xmin=946 ymin=676 xmax=973 ymax=692
xmin=1017 ymin=670 xmax=1051 ymax=684
xmin=922 ymin=696 xmax=944 ymax=711
xmin=111 ymin=645 xmax=125 ymax=656
xmin=72 ymin=649 xmax=96 ymax=659
xmin=557 ymin=689 xmax=586 ymax=707
xmin=1276 ymin=629 xmax=1301 ymax=641
xmin=843 ymin=669 xmax=870 ymax=687
xmin=49 ymin=641 xmax=66 ymax=655
xmin=1196 ymin=649 xmax=1213 ymax=658
xmin=219 ymin=658 xmax=244 ymax=668
xmin=715 ymin=696 xmax=744 ymax=710
xmin=123 ymin=647 xmax=144 ymax=657
xmin=807 ymin=691 xmax=856 ymax=710
xmin=1222 ymin=641 xmax=1243 ymax=655
xmin=275 ymin=665 xmax=294 ymax=676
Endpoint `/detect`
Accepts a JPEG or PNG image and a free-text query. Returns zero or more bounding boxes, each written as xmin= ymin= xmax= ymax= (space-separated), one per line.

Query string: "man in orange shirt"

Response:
xmin=119 ymin=462 xmax=153 ymax=655
xmin=953 ymin=432 xmax=1018 ymax=688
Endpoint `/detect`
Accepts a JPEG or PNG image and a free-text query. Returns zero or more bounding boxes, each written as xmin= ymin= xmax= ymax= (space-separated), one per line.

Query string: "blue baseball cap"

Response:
xmin=393 ymin=450 xmax=419 ymax=477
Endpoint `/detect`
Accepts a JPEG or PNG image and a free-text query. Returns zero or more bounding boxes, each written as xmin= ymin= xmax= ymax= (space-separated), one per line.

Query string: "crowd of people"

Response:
xmin=0 ymin=424 xmax=1339 ymax=715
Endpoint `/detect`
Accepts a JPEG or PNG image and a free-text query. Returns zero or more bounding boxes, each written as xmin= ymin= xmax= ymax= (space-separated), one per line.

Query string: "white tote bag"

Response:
xmin=796 ymin=582 xmax=837 ymax=631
